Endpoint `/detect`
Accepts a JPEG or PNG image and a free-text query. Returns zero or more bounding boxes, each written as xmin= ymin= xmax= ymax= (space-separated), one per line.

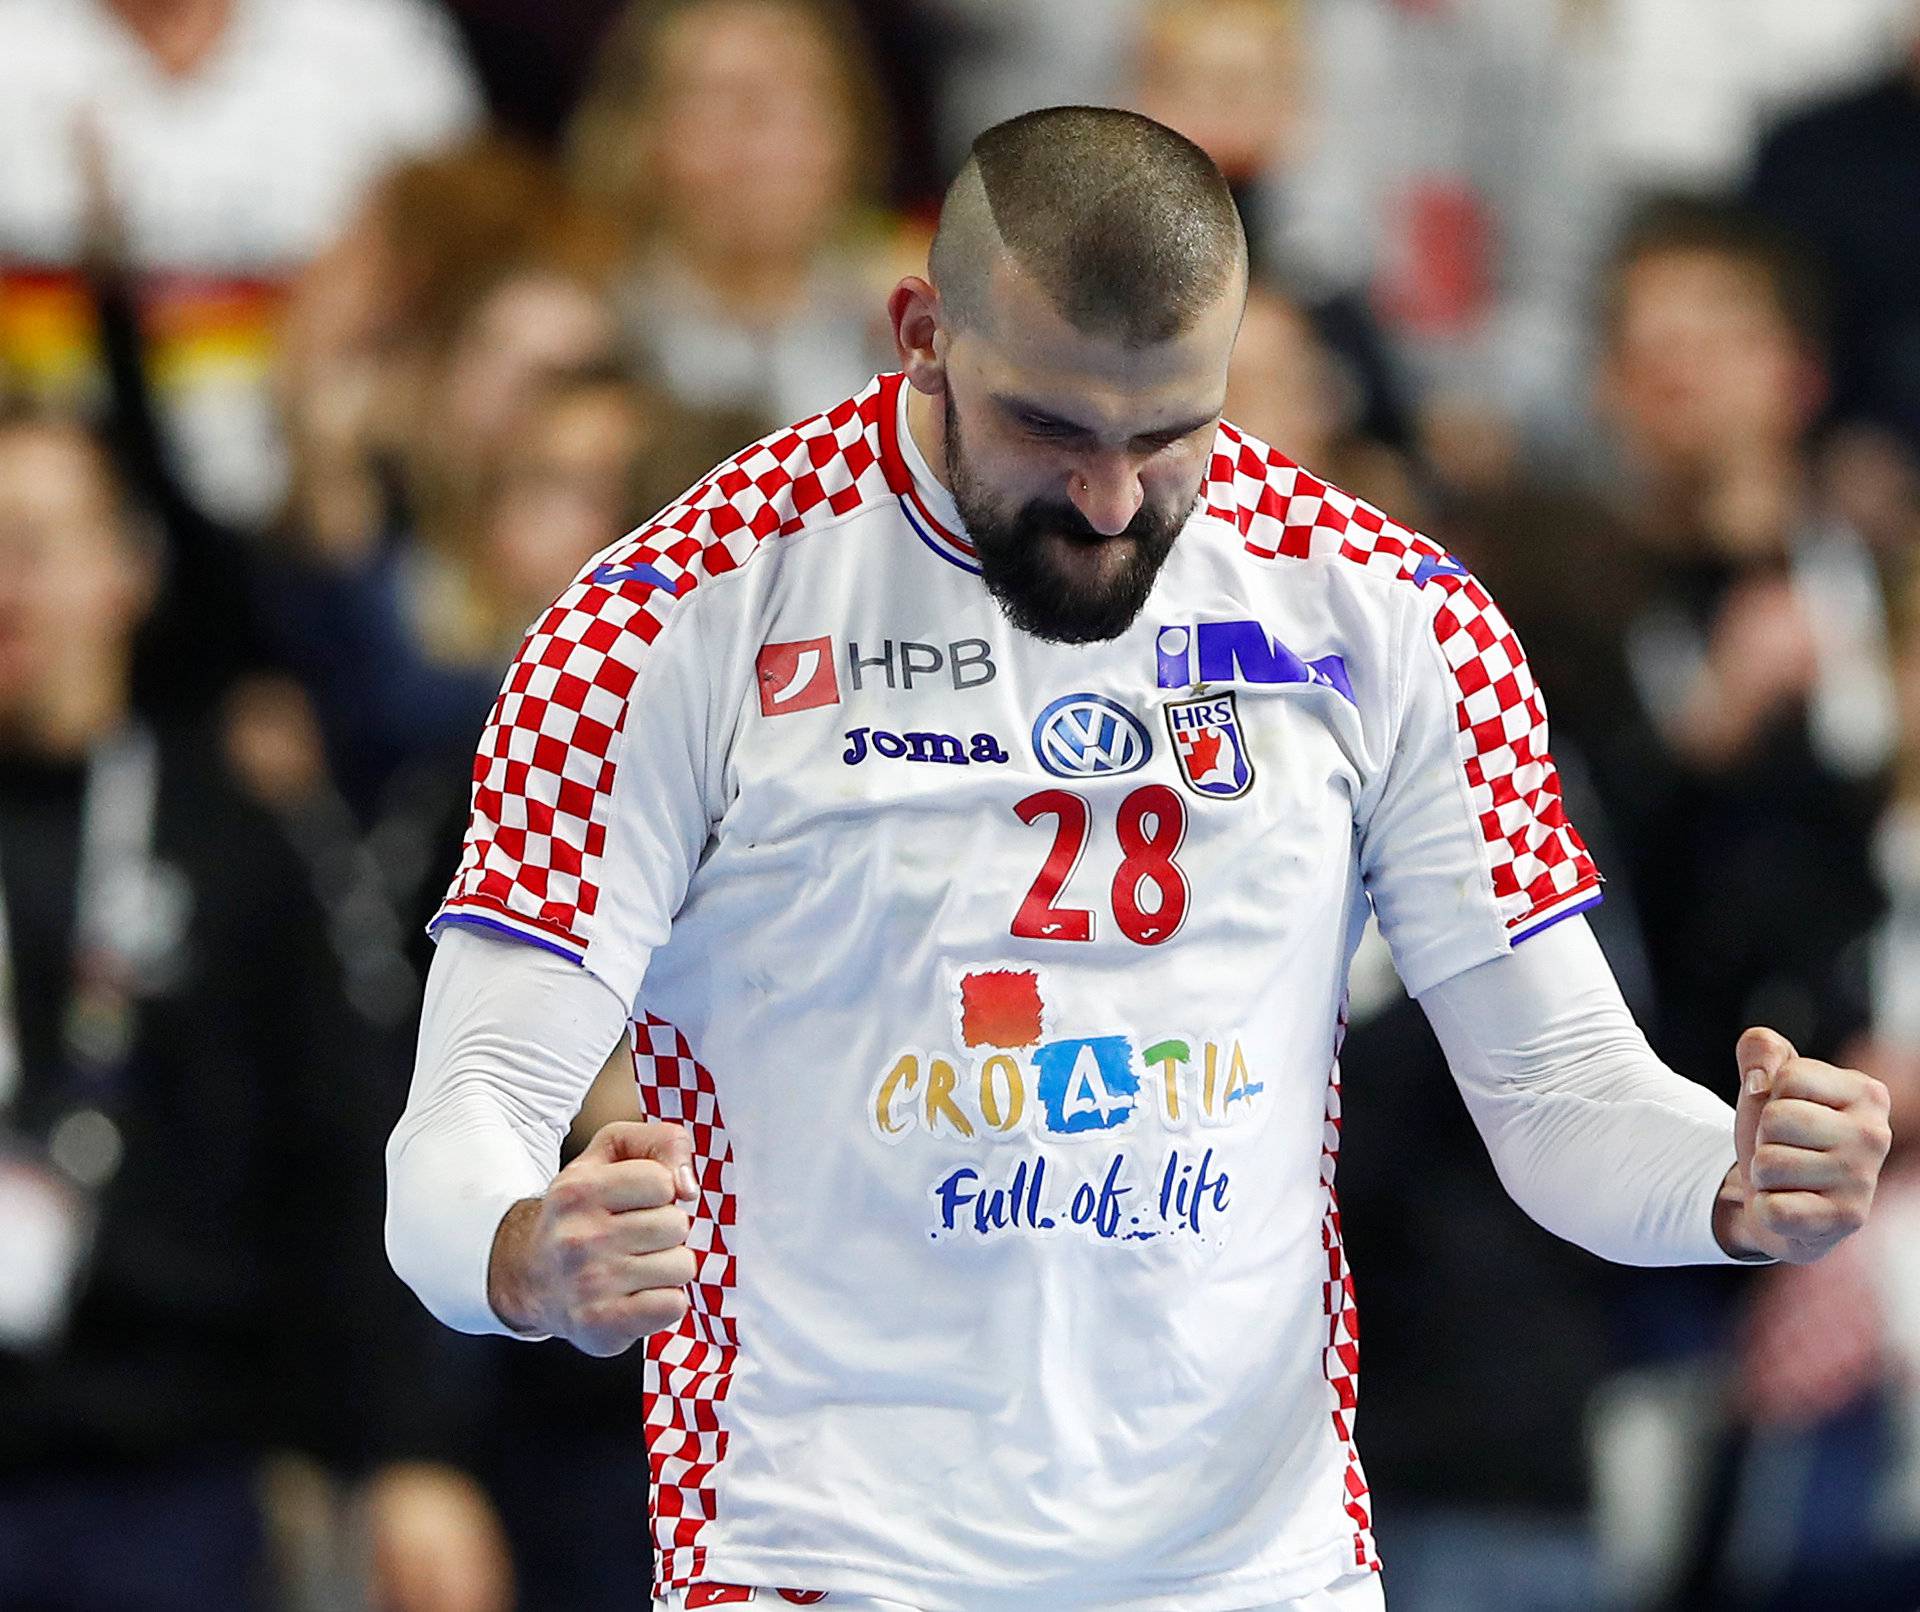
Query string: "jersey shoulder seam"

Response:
xmin=1200 ymin=420 xmax=1459 ymax=600
xmin=579 ymin=386 xmax=899 ymax=625
xmin=511 ymin=383 xmax=902 ymax=680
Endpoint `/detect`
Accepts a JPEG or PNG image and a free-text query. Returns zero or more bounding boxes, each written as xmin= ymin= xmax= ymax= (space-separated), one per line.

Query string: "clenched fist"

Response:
xmin=487 ymin=1120 xmax=699 ymax=1354
xmin=1715 ymin=1027 xmax=1893 ymax=1265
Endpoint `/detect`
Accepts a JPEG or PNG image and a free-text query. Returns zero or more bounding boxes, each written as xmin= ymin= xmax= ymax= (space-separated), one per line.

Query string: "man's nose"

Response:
xmin=1067 ymin=453 xmax=1144 ymax=537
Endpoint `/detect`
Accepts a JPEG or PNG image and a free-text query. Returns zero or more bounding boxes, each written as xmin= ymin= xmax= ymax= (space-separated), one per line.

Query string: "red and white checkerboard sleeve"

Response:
xmin=1357 ymin=568 xmax=1602 ymax=998
xmin=431 ymin=578 xmax=723 ymax=1012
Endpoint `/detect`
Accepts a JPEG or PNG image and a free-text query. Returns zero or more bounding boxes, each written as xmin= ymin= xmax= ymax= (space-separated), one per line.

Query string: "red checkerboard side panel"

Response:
xmin=1428 ymin=578 xmax=1598 ymax=929
xmin=635 ymin=1015 xmax=741 ymax=1597
xmin=1207 ymin=420 xmax=1598 ymax=931
xmin=438 ymin=381 xmax=892 ymax=954
xmin=1320 ymin=1055 xmax=1381 ymax=1576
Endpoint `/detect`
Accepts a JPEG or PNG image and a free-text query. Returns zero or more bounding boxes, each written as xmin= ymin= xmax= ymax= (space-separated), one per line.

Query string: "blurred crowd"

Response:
xmin=4 ymin=1 xmax=1920 ymax=1609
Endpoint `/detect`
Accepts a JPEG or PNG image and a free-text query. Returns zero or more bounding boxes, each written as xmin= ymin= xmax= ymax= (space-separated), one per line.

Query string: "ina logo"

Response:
xmin=1031 ymin=693 xmax=1152 ymax=778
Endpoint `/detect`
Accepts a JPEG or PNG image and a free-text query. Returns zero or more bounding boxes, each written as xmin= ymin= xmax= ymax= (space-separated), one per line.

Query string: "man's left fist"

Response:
xmin=1717 ymin=1026 xmax=1893 ymax=1264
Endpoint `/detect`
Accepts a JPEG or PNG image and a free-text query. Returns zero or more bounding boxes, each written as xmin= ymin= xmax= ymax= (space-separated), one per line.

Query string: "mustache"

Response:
xmin=1015 ymin=501 xmax=1172 ymax=544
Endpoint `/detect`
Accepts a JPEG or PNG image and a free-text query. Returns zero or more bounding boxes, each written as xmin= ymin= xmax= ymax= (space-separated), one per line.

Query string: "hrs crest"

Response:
xmin=1165 ymin=694 xmax=1254 ymax=800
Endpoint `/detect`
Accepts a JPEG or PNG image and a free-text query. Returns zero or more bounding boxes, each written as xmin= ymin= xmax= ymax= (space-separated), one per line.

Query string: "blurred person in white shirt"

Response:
xmin=0 ymin=0 xmax=483 ymax=524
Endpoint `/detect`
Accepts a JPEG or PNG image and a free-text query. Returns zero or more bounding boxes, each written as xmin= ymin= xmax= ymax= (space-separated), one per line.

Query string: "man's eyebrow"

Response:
xmin=994 ymin=395 xmax=1221 ymax=442
xmin=994 ymin=395 xmax=1097 ymax=435
xmin=1136 ymin=409 xmax=1223 ymax=443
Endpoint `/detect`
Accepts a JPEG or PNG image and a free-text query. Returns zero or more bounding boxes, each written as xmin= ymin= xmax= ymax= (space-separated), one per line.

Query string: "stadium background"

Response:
xmin=3 ymin=1 xmax=1920 ymax=1608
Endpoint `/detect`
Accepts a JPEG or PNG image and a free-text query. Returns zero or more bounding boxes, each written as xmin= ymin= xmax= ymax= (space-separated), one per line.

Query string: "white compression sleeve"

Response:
xmin=1416 ymin=916 xmax=1748 ymax=1267
xmin=385 ymin=923 xmax=631 ymax=1335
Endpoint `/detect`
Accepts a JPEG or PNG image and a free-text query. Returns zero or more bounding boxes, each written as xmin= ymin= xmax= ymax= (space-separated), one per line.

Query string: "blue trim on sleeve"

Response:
xmin=1509 ymin=889 xmax=1605 ymax=946
xmin=430 ymin=910 xmax=587 ymax=965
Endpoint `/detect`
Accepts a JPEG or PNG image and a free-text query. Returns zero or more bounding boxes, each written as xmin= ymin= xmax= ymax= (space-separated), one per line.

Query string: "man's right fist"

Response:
xmin=486 ymin=1120 xmax=699 ymax=1355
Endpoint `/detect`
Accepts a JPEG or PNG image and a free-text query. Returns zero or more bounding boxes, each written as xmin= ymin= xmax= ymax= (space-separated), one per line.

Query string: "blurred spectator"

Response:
xmin=1131 ymin=0 xmax=1314 ymax=274
xmin=1588 ymin=197 xmax=1893 ymax=1076
xmin=0 ymin=0 xmax=482 ymax=524
xmin=398 ymin=267 xmax=625 ymax=588
xmin=273 ymin=260 xmax=622 ymax=796
xmin=1224 ymin=279 xmax=1422 ymax=520
xmin=276 ymin=271 xmax=756 ymax=807
xmin=567 ymin=0 xmax=898 ymax=427
xmin=1618 ymin=560 xmax=1920 ymax=1610
xmin=0 ymin=406 xmax=508 ymax=1612
xmin=471 ymin=363 xmax=760 ymax=652
xmin=1141 ymin=0 xmax=1607 ymax=476
xmin=1559 ymin=206 xmax=1898 ymax=1605
xmin=1747 ymin=12 xmax=1920 ymax=471
xmin=1384 ymin=207 xmax=1901 ymax=1605
xmin=277 ymin=137 xmax=623 ymax=472
xmin=1132 ymin=1 xmax=1418 ymax=460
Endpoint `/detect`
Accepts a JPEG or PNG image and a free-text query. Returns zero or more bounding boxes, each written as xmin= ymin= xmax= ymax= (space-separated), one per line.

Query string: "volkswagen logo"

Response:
xmin=1031 ymin=693 xmax=1153 ymax=778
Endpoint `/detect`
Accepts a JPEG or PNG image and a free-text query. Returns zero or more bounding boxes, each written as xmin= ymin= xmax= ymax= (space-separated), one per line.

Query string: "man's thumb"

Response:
xmin=1734 ymin=1026 xmax=1795 ymax=1177
xmin=1736 ymin=1026 xmax=1797 ymax=1100
xmin=587 ymin=1120 xmax=698 ymax=1201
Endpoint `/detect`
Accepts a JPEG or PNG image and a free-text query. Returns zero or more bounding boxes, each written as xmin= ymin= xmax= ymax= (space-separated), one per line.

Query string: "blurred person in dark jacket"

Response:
xmin=1654 ymin=557 xmax=1920 ymax=1612
xmin=1427 ymin=199 xmax=1895 ymax=1612
xmin=0 ymin=406 xmax=509 ymax=1612
xmin=1746 ymin=7 xmax=1920 ymax=485
xmin=1592 ymin=198 xmax=1893 ymax=1083
xmin=1331 ymin=197 xmax=1901 ymax=1612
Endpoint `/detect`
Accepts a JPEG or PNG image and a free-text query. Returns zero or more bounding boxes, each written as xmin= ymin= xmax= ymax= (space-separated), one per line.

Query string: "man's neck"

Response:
xmin=904 ymin=383 xmax=953 ymax=491
xmin=107 ymin=0 xmax=235 ymax=79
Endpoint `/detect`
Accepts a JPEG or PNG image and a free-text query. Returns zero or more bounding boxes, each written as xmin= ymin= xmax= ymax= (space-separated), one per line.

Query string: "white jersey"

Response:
xmin=434 ymin=374 xmax=1600 ymax=1610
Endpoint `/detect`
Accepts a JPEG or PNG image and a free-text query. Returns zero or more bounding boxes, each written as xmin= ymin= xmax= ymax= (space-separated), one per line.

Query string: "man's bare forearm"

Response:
xmin=485 ymin=1198 xmax=547 ymax=1336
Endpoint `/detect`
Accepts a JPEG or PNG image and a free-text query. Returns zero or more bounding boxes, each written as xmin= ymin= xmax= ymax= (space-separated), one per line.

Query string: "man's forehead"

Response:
xmin=954 ymin=251 xmax=1239 ymax=424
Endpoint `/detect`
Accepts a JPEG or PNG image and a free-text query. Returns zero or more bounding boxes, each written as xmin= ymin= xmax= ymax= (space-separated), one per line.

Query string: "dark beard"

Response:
xmin=943 ymin=391 xmax=1189 ymax=645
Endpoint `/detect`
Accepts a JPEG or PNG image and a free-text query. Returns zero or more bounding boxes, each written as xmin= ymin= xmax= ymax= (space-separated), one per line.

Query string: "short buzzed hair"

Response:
xmin=930 ymin=106 xmax=1247 ymax=348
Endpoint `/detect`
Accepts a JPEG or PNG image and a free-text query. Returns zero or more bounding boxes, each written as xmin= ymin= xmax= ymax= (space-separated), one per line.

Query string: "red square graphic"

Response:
xmin=755 ymin=636 xmax=840 ymax=717
xmin=960 ymin=969 xmax=1045 ymax=1049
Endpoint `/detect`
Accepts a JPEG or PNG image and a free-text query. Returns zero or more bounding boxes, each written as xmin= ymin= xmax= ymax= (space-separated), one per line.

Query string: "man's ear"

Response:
xmin=888 ymin=276 xmax=947 ymax=398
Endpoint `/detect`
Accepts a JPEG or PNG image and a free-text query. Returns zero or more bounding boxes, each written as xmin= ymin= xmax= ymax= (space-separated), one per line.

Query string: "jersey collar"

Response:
xmin=877 ymin=372 xmax=980 ymax=575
